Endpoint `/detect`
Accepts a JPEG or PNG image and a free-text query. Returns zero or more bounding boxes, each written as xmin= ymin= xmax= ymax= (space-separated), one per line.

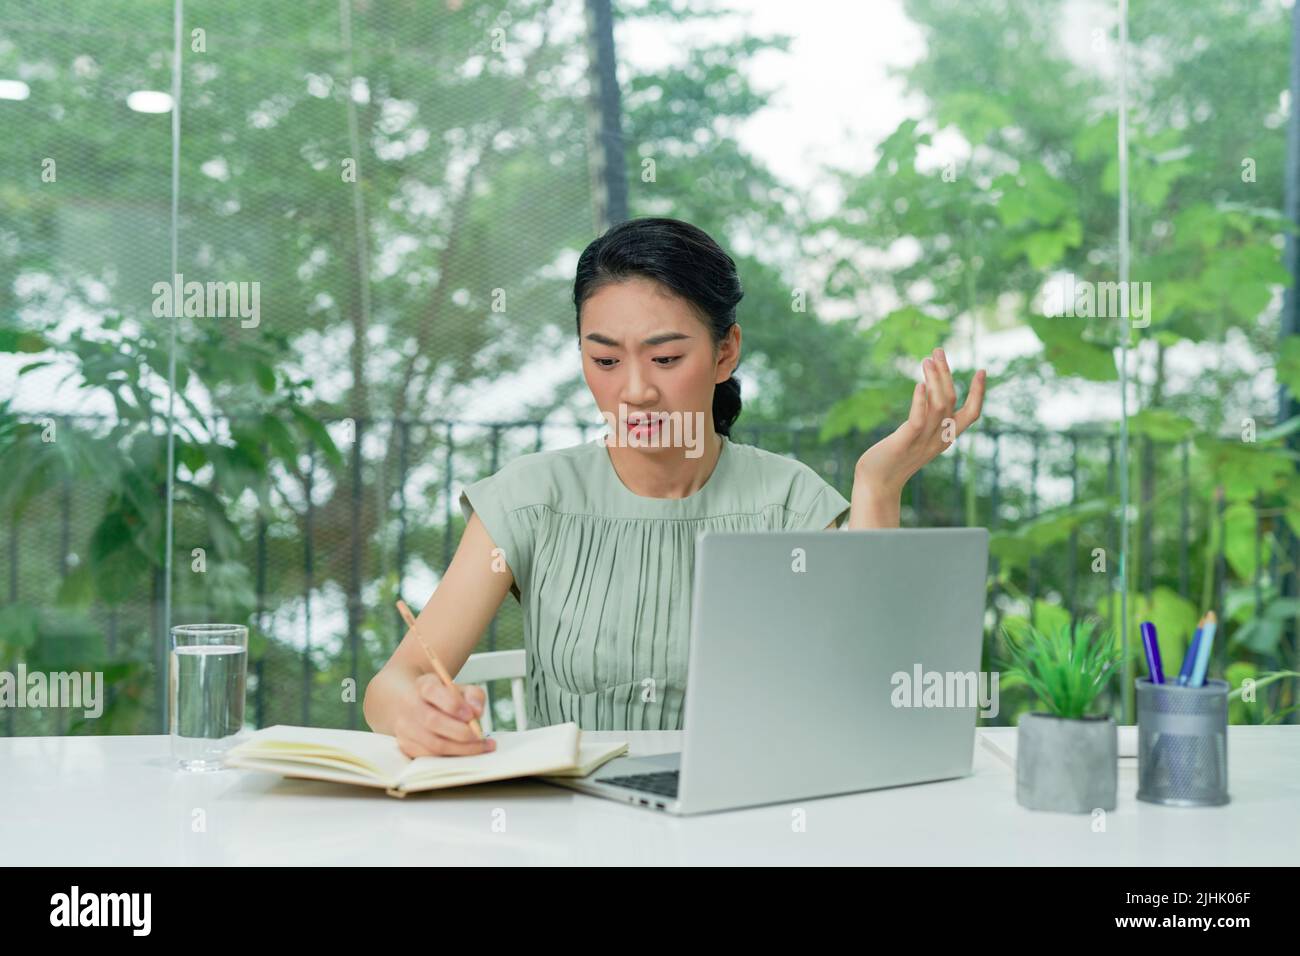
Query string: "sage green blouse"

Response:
xmin=457 ymin=435 xmax=852 ymax=731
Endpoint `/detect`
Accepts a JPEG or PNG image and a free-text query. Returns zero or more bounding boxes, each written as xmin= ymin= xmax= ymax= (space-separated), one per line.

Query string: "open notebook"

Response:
xmin=223 ymin=723 xmax=629 ymax=798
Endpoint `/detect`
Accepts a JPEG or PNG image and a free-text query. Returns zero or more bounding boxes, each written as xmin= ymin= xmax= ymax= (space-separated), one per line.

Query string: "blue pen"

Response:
xmin=1140 ymin=621 xmax=1164 ymax=684
xmin=1176 ymin=617 xmax=1204 ymax=686
xmin=1189 ymin=611 xmax=1218 ymax=687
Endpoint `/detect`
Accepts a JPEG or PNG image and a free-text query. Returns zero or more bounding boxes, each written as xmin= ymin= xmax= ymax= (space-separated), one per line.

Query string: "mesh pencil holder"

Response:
xmin=1135 ymin=678 xmax=1229 ymax=807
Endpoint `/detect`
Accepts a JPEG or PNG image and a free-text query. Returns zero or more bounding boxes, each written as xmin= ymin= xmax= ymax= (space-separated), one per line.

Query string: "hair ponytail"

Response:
xmin=711 ymin=374 xmax=741 ymax=437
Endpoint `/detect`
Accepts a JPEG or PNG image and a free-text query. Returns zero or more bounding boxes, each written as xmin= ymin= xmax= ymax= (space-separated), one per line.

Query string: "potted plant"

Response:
xmin=1000 ymin=618 xmax=1121 ymax=813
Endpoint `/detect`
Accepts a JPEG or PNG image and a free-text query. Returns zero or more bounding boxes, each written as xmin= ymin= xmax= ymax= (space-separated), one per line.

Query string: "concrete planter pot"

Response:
xmin=1016 ymin=712 xmax=1117 ymax=813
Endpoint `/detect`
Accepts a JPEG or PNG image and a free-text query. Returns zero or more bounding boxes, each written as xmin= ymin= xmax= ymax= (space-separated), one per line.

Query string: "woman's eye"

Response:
xmin=592 ymin=356 xmax=680 ymax=368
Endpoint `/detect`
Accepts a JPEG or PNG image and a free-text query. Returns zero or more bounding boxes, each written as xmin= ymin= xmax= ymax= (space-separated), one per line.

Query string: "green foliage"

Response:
xmin=989 ymin=499 xmax=1110 ymax=571
xmin=866 ymin=307 xmax=949 ymax=360
xmin=1027 ymin=317 xmax=1118 ymax=381
xmin=820 ymin=379 xmax=916 ymax=439
xmin=1229 ymin=593 xmax=1300 ymax=656
xmin=1228 ymin=668 xmax=1300 ymax=725
xmin=1127 ymin=410 xmax=1196 ymax=443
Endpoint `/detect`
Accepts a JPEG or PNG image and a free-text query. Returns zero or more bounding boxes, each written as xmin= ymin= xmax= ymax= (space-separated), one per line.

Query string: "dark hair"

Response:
xmin=573 ymin=217 xmax=743 ymax=437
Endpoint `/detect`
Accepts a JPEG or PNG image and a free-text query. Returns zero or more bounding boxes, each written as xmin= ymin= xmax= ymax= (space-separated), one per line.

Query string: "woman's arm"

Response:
xmin=823 ymin=486 xmax=900 ymax=530
xmin=362 ymin=511 xmax=516 ymax=738
xmin=846 ymin=482 xmax=902 ymax=529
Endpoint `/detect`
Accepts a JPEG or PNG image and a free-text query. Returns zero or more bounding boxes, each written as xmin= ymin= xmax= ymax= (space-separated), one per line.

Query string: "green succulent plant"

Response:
xmin=999 ymin=618 xmax=1121 ymax=720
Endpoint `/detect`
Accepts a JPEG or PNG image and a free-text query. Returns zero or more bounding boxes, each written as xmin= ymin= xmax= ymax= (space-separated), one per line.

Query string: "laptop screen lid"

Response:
xmin=676 ymin=528 xmax=990 ymax=815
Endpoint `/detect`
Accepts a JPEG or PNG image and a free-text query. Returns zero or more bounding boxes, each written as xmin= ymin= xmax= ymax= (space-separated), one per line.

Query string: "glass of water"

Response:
xmin=170 ymin=624 xmax=248 ymax=772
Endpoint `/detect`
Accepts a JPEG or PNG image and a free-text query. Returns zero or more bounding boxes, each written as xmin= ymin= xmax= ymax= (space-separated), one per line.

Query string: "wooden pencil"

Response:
xmin=396 ymin=599 xmax=484 ymax=739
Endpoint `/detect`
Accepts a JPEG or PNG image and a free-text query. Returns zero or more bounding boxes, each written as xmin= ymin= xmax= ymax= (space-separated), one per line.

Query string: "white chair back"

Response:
xmin=454 ymin=649 xmax=527 ymax=732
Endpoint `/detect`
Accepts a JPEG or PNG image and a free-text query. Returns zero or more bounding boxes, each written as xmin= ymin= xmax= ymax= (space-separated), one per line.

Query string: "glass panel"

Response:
xmin=1 ymin=1 xmax=177 ymax=734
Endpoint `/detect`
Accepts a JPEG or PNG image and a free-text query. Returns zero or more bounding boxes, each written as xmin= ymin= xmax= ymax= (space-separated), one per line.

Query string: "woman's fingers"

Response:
xmin=921 ymin=357 xmax=944 ymax=420
xmin=395 ymin=700 xmax=496 ymax=758
xmin=918 ymin=354 xmax=986 ymax=450
xmin=421 ymin=701 xmax=486 ymax=744
xmin=931 ymin=348 xmax=957 ymax=408
xmin=955 ymin=369 xmax=988 ymax=431
xmin=921 ymin=357 xmax=953 ymax=451
xmin=906 ymin=381 xmax=927 ymax=430
xmin=396 ymin=715 xmax=457 ymax=757
xmin=420 ymin=678 xmax=480 ymax=722
xmin=397 ymin=718 xmax=494 ymax=758
xmin=922 ymin=354 xmax=955 ymax=416
xmin=394 ymin=721 xmax=446 ymax=758
xmin=398 ymin=675 xmax=496 ymax=758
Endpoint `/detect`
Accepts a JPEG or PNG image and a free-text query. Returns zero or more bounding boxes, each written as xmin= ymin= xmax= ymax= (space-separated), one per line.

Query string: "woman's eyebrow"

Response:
xmin=584 ymin=331 xmax=692 ymax=347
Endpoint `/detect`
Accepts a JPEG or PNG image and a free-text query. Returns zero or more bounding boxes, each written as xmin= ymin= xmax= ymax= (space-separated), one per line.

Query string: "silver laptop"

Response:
xmin=544 ymin=528 xmax=990 ymax=815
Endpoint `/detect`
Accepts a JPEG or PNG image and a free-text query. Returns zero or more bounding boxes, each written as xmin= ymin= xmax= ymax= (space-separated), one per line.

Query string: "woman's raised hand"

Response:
xmin=854 ymin=348 xmax=986 ymax=496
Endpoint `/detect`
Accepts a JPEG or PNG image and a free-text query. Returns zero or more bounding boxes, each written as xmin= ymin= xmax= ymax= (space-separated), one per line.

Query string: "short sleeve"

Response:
xmin=459 ymin=470 xmax=533 ymax=602
xmin=785 ymin=474 xmax=852 ymax=530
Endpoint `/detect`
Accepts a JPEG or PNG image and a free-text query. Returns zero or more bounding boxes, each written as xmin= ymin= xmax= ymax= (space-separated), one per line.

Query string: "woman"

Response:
xmin=363 ymin=217 xmax=986 ymax=756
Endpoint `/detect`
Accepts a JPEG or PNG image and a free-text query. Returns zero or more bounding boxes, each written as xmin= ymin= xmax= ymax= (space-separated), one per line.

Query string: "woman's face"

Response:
xmin=579 ymin=276 xmax=740 ymax=451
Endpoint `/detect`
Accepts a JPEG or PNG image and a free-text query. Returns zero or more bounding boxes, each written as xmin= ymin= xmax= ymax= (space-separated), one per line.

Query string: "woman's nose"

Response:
xmin=620 ymin=367 xmax=659 ymax=404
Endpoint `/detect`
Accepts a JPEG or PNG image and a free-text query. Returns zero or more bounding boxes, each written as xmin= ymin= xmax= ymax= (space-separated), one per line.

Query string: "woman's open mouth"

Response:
xmin=626 ymin=414 xmax=665 ymax=439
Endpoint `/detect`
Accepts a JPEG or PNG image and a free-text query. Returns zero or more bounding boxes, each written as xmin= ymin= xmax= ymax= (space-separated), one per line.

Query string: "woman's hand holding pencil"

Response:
xmin=387 ymin=599 xmax=497 ymax=759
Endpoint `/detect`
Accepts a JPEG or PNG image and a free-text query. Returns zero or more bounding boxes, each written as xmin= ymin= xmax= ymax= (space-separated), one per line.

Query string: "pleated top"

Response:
xmin=457 ymin=434 xmax=852 ymax=731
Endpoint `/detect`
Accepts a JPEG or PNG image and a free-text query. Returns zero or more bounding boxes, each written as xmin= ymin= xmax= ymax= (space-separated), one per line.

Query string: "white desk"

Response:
xmin=3 ymin=727 xmax=1297 ymax=865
